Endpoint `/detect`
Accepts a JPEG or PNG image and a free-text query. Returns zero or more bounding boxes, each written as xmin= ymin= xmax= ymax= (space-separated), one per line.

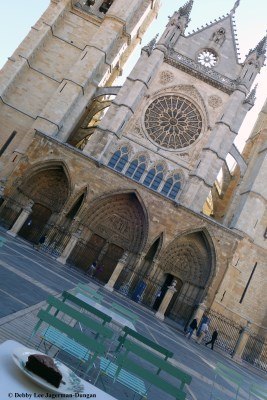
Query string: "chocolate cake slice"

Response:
xmin=25 ymin=354 xmax=62 ymax=388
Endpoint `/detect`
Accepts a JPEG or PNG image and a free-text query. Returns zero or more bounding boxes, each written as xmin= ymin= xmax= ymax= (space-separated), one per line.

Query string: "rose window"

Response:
xmin=197 ymin=49 xmax=218 ymax=68
xmin=144 ymin=95 xmax=202 ymax=150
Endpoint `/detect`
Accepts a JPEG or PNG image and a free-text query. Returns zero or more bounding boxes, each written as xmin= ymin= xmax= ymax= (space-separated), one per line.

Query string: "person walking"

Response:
xmin=34 ymin=234 xmax=46 ymax=251
xmin=196 ymin=321 xmax=209 ymax=344
xmin=205 ymin=329 xmax=218 ymax=350
xmin=87 ymin=261 xmax=97 ymax=277
xmin=186 ymin=318 xmax=198 ymax=339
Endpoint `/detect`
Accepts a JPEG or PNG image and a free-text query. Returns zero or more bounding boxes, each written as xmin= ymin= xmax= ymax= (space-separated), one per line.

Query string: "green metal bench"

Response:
xmin=74 ymin=283 xmax=104 ymax=303
xmin=29 ymin=296 xmax=114 ymax=371
xmin=40 ymin=295 xmax=113 ymax=342
xmin=249 ymin=384 xmax=267 ymax=400
xmin=61 ymin=291 xmax=112 ymax=326
xmin=110 ymin=302 xmax=139 ymax=324
xmin=115 ymin=326 xmax=173 ymax=359
xmin=97 ymin=338 xmax=191 ymax=400
xmin=210 ymin=362 xmax=244 ymax=400
xmin=32 ymin=309 xmax=106 ymax=373
xmin=0 ymin=236 xmax=6 ymax=248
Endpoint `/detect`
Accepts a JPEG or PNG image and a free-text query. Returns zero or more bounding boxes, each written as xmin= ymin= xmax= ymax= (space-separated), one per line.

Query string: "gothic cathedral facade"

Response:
xmin=0 ymin=0 xmax=266 ymax=344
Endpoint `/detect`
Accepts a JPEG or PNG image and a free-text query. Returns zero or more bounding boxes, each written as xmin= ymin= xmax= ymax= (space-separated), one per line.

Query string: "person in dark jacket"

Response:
xmin=205 ymin=329 xmax=218 ymax=350
xmin=186 ymin=318 xmax=198 ymax=339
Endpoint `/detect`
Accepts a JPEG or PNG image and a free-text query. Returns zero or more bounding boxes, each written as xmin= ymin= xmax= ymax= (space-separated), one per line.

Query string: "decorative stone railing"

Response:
xmin=165 ymin=49 xmax=237 ymax=93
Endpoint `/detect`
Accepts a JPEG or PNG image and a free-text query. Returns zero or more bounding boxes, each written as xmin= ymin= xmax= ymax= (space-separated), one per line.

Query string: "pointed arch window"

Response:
xmin=126 ymin=155 xmax=146 ymax=182
xmin=108 ymin=146 xmax=128 ymax=172
xmin=161 ymin=173 xmax=181 ymax=200
xmin=143 ymin=164 xmax=164 ymax=191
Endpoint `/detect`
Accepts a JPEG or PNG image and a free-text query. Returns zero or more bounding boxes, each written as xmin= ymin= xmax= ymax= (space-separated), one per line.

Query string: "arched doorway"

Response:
xmin=69 ymin=192 xmax=148 ymax=284
xmin=19 ymin=203 xmax=52 ymax=243
xmin=157 ymin=231 xmax=214 ymax=325
xmin=153 ymin=274 xmax=183 ymax=311
xmin=18 ymin=165 xmax=70 ymax=243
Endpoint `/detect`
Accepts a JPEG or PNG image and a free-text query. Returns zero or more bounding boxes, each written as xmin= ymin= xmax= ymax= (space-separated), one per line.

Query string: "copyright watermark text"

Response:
xmin=7 ymin=393 xmax=96 ymax=399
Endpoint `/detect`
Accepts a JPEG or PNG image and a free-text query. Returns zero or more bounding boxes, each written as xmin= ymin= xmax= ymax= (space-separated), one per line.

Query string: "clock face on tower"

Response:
xmin=144 ymin=95 xmax=202 ymax=150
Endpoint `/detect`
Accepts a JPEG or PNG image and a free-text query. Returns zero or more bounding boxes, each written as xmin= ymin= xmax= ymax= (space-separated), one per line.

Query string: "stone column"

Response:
xmin=97 ymin=241 xmax=110 ymax=263
xmin=104 ymin=251 xmax=128 ymax=292
xmin=56 ymin=228 xmax=82 ymax=265
xmin=232 ymin=321 xmax=251 ymax=361
xmin=147 ymin=259 xmax=159 ymax=278
xmin=133 ymin=252 xmax=146 ymax=273
xmin=0 ymin=181 xmax=5 ymax=199
xmin=7 ymin=200 xmax=33 ymax=237
xmin=192 ymin=301 xmax=207 ymax=322
xmin=155 ymin=279 xmax=177 ymax=321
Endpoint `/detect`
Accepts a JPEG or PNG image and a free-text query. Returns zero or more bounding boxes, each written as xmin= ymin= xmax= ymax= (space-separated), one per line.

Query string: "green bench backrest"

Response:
xmin=75 ymin=284 xmax=103 ymax=302
xmin=123 ymin=339 xmax=191 ymax=387
xmin=44 ymin=296 xmax=113 ymax=340
xmin=249 ymin=384 xmax=267 ymax=400
xmin=62 ymin=291 xmax=112 ymax=325
xmin=0 ymin=237 xmax=6 ymax=247
xmin=111 ymin=302 xmax=138 ymax=322
xmin=115 ymin=339 xmax=190 ymax=399
xmin=215 ymin=362 xmax=244 ymax=386
xmin=36 ymin=309 xmax=105 ymax=355
xmin=117 ymin=326 xmax=173 ymax=359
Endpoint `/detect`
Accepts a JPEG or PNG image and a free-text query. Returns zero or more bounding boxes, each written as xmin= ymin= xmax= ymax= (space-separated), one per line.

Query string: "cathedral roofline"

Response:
xmin=185 ymin=4 xmax=241 ymax=63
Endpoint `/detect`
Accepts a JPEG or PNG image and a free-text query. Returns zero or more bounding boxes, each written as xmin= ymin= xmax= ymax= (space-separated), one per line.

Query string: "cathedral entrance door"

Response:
xmin=68 ymin=234 xmax=105 ymax=271
xmin=97 ymin=244 xmax=124 ymax=283
xmin=18 ymin=203 xmax=52 ymax=244
xmin=165 ymin=278 xmax=183 ymax=316
xmin=152 ymin=273 xmax=173 ymax=311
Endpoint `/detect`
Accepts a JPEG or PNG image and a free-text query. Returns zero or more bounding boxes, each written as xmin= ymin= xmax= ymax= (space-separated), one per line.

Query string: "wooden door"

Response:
xmin=68 ymin=234 xmax=105 ymax=271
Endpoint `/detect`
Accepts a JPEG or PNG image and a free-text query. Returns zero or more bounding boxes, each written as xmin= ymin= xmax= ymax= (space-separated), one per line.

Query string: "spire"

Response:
xmin=254 ymin=35 xmax=267 ymax=57
xmin=230 ymin=0 xmax=240 ymax=14
xmin=244 ymin=84 xmax=258 ymax=108
xmin=179 ymin=0 xmax=194 ymax=18
xmin=246 ymin=35 xmax=267 ymax=60
xmin=142 ymin=34 xmax=159 ymax=56
xmin=165 ymin=0 xmax=194 ymax=34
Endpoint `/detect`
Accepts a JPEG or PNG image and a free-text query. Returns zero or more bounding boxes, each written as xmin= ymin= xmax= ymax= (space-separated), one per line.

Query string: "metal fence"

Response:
xmin=114 ymin=266 xmax=163 ymax=309
xmin=39 ymin=224 xmax=71 ymax=258
xmin=0 ymin=197 xmax=22 ymax=229
xmin=242 ymin=332 xmax=267 ymax=372
xmin=204 ymin=309 xmax=242 ymax=355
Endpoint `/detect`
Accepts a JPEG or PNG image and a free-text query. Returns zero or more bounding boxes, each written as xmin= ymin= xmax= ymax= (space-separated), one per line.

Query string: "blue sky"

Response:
xmin=0 ymin=0 xmax=266 ymax=152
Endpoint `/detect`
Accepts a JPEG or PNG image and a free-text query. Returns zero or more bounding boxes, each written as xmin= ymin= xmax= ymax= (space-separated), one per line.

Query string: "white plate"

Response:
xmin=12 ymin=347 xmax=84 ymax=394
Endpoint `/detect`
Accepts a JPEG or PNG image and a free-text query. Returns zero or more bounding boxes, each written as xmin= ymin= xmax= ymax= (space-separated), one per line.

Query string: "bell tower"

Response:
xmin=0 ymin=0 xmax=159 ymax=182
xmin=83 ymin=0 xmax=265 ymax=213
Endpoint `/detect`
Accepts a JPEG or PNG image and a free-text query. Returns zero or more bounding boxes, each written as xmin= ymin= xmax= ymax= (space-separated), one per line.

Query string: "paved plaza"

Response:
xmin=0 ymin=229 xmax=266 ymax=400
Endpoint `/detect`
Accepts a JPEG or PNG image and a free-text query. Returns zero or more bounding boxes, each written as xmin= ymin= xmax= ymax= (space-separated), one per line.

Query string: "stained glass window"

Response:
xmin=144 ymin=164 xmax=164 ymax=191
xmin=108 ymin=146 xmax=128 ymax=172
xmin=126 ymin=155 xmax=146 ymax=182
xmin=161 ymin=173 xmax=182 ymax=200
xmin=144 ymin=95 xmax=202 ymax=150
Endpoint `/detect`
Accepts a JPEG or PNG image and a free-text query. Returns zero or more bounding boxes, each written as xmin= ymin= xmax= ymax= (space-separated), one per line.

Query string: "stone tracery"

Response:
xmin=144 ymin=95 xmax=202 ymax=149
xmin=83 ymin=192 xmax=148 ymax=253
xmin=159 ymin=231 xmax=213 ymax=287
